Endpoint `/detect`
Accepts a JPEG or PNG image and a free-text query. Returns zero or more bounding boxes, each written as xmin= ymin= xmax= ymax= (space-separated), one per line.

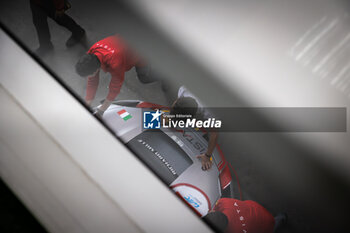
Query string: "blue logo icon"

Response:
xmin=184 ymin=195 xmax=200 ymax=208
xmin=143 ymin=110 xmax=162 ymax=129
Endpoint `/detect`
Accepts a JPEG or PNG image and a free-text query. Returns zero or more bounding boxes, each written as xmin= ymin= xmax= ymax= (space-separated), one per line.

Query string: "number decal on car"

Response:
xmin=182 ymin=131 xmax=206 ymax=154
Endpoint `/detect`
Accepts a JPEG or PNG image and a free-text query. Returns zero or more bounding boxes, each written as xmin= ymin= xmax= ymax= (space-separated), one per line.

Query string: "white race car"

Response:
xmin=102 ymin=100 xmax=234 ymax=216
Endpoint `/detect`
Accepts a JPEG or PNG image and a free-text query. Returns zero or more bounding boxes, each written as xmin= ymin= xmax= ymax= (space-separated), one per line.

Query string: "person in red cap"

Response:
xmin=75 ymin=35 xmax=155 ymax=117
xmin=203 ymin=198 xmax=287 ymax=233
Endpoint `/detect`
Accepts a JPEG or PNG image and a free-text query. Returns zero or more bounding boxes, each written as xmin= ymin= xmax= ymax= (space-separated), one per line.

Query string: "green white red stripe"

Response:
xmin=117 ymin=109 xmax=132 ymax=121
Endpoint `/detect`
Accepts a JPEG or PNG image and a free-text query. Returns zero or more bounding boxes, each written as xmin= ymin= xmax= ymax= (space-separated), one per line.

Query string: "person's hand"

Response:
xmin=196 ymin=154 xmax=213 ymax=171
xmin=86 ymin=99 xmax=93 ymax=107
xmin=93 ymin=108 xmax=105 ymax=118
xmin=55 ymin=9 xmax=65 ymax=19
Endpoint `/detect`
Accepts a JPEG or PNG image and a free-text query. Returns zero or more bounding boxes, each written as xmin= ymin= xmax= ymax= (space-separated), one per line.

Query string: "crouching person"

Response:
xmin=204 ymin=198 xmax=287 ymax=233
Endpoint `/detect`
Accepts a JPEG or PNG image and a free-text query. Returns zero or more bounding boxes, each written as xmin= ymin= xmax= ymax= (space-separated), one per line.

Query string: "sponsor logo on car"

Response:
xmin=183 ymin=194 xmax=202 ymax=208
xmin=137 ymin=139 xmax=177 ymax=175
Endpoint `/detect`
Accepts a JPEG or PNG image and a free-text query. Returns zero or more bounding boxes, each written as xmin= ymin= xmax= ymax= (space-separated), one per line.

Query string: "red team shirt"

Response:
xmin=85 ymin=35 xmax=143 ymax=102
xmin=214 ymin=198 xmax=275 ymax=233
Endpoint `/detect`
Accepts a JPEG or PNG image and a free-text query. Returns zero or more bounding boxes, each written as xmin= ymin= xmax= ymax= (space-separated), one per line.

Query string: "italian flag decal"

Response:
xmin=117 ymin=109 xmax=132 ymax=121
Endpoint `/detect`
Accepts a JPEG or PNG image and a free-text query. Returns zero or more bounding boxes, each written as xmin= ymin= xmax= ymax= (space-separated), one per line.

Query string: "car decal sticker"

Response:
xmin=117 ymin=109 xmax=132 ymax=121
xmin=171 ymin=183 xmax=211 ymax=216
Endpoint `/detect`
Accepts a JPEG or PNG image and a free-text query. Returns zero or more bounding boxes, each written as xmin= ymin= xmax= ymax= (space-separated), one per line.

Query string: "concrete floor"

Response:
xmin=1 ymin=1 xmax=349 ymax=233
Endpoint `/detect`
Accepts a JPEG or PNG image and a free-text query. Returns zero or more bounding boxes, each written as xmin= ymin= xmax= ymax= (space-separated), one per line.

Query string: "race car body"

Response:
xmin=102 ymin=100 xmax=233 ymax=216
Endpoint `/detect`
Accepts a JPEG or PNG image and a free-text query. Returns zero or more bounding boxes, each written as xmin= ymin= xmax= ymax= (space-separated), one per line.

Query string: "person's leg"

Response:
xmin=135 ymin=65 xmax=154 ymax=84
xmin=30 ymin=0 xmax=53 ymax=52
xmin=135 ymin=64 xmax=171 ymax=89
xmin=273 ymin=213 xmax=288 ymax=232
xmin=50 ymin=12 xmax=85 ymax=47
xmin=136 ymin=64 xmax=174 ymax=104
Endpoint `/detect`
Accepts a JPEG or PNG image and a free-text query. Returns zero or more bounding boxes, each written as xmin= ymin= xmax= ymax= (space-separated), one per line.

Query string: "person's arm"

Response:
xmin=207 ymin=131 xmax=218 ymax=155
xmin=196 ymin=131 xmax=218 ymax=170
xmin=96 ymin=69 xmax=125 ymax=116
xmin=94 ymin=99 xmax=112 ymax=117
xmin=85 ymin=70 xmax=100 ymax=106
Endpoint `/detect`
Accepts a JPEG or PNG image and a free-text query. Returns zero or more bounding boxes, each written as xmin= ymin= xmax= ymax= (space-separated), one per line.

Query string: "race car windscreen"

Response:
xmin=127 ymin=130 xmax=193 ymax=186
